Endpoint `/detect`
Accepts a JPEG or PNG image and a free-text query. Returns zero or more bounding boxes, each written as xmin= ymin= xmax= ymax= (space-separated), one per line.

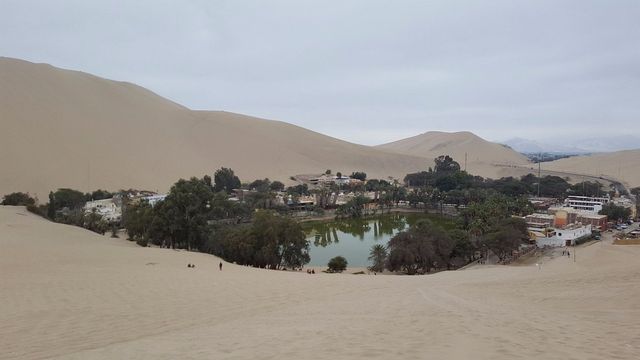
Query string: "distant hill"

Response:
xmin=376 ymin=131 xmax=530 ymax=178
xmin=502 ymin=136 xmax=640 ymax=154
xmin=542 ymin=149 xmax=640 ymax=189
xmin=0 ymin=57 xmax=429 ymax=197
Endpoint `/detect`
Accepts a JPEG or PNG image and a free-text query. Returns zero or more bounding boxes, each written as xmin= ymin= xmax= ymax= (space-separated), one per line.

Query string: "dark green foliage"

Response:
xmin=26 ymin=203 xmax=48 ymax=217
xmin=86 ymin=189 xmax=113 ymax=201
xmin=449 ymin=229 xmax=474 ymax=262
xmin=1 ymin=192 xmax=36 ymax=206
xmin=208 ymin=211 xmax=310 ymax=269
xmin=481 ymin=217 xmax=528 ymax=262
xmin=599 ymin=203 xmax=631 ymax=222
xmin=387 ymin=220 xmax=454 ymax=274
xmin=538 ymin=176 xmax=570 ymax=197
xmin=123 ymin=201 xmax=154 ymax=241
xmin=336 ymin=195 xmax=369 ymax=218
xmin=213 ymin=167 xmax=241 ymax=194
xmin=350 ymin=172 xmax=367 ymax=181
xmin=286 ymin=184 xmax=310 ymax=196
xmin=327 ymin=256 xmax=348 ymax=273
xmin=434 ymin=155 xmax=461 ymax=173
xmin=47 ymin=192 xmax=55 ymax=219
xmin=368 ymin=244 xmax=387 ymax=273
xmin=50 ymin=188 xmax=86 ymax=212
xmin=158 ymin=177 xmax=215 ymax=250
xmin=365 ymin=179 xmax=390 ymax=192
xmin=269 ymin=181 xmax=285 ymax=192
xmin=248 ymin=178 xmax=271 ymax=192
xmin=568 ymin=181 xmax=604 ymax=197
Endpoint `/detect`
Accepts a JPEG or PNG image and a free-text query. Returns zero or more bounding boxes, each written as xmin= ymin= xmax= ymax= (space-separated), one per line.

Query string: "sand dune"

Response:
xmin=542 ymin=150 xmax=640 ymax=189
xmin=376 ymin=131 xmax=530 ymax=178
xmin=0 ymin=58 xmax=428 ymax=198
xmin=2 ymin=205 xmax=639 ymax=359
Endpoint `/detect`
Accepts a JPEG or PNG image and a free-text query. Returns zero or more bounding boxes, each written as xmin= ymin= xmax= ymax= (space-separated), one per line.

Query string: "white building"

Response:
xmin=564 ymin=196 xmax=609 ymax=214
xmin=142 ymin=194 xmax=167 ymax=207
xmin=535 ymin=224 xmax=592 ymax=248
xmin=84 ymin=198 xmax=121 ymax=222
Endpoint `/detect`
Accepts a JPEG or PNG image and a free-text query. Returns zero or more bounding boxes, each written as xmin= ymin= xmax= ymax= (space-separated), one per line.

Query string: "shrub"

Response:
xmin=327 ymin=256 xmax=348 ymax=273
xmin=136 ymin=238 xmax=148 ymax=247
xmin=1 ymin=192 xmax=36 ymax=206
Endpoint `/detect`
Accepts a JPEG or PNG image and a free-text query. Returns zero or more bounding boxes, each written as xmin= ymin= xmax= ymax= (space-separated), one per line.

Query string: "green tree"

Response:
xmin=350 ymin=172 xmax=367 ymax=181
xmin=269 ymin=181 xmax=285 ymax=192
xmin=51 ymin=188 xmax=86 ymax=212
xmin=123 ymin=200 xmax=154 ymax=241
xmin=47 ymin=192 xmax=55 ymax=219
xmin=368 ymin=244 xmax=387 ymax=273
xmin=599 ymin=203 xmax=631 ymax=222
xmin=434 ymin=155 xmax=461 ymax=173
xmin=151 ymin=177 xmax=214 ymax=250
xmin=1 ymin=192 xmax=35 ymax=206
xmin=213 ymin=167 xmax=241 ymax=194
xmin=336 ymin=195 xmax=369 ymax=218
xmin=328 ymin=256 xmax=348 ymax=273
xmin=387 ymin=220 xmax=453 ymax=274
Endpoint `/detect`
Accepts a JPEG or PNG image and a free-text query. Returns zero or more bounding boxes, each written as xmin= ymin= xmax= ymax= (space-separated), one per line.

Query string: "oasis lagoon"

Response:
xmin=303 ymin=213 xmax=456 ymax=267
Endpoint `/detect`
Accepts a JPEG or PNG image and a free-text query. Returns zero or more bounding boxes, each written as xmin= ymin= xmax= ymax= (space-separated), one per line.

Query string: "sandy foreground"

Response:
xmin=1 ymin=206 xmax=639 ymax=360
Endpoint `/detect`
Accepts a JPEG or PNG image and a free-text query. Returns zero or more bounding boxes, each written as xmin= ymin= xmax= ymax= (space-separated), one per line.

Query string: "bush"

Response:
xmin=327 ymin=256 xmax=348 ymax=273
xmin=1 ymin=192 xmax=36 ymax=206
xmin=136 ymin=238 xmax=148 ymax=247
xmin=26 ymin=204 xmax=47 ymax=217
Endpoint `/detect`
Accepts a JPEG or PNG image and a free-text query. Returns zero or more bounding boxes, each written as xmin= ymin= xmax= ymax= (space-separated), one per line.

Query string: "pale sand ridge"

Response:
xmin=0 ymin=57 xmax=428 ymax=198
xmin=376 ymin=131 xmax=530 ymax=178
xmin=2 ymin=206 xmax=639 ymax=359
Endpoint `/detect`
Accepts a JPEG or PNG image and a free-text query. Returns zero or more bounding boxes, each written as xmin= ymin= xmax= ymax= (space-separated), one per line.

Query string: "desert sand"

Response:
xmin=376 ymin=131 xmax=530 ymax=178
xmin=0 ymin=57 xmax=429 ymax=198
xmin=2 ymin=205 xmax=639 ymax=360
xmin=1 ymin=57 xmax=538 ymax=199
xmin=542 ymin=150 xmax=640 ymax=189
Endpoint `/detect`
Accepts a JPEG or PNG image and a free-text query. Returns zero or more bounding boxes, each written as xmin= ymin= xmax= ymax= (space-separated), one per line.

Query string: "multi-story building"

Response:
xmin=564 ymin=195 xmax=609 ymax=214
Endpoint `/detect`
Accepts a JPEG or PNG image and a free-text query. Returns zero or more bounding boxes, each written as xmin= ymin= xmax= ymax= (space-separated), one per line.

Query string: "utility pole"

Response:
xmin=537 ymin=153 xmax=542 ymax=197
xmin=464 ymin=152 xmax=467 ymax=172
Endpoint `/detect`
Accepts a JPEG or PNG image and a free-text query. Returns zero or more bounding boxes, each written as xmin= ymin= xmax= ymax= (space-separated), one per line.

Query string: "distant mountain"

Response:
xmin=569 ymin=135 xmax=640 ymax=153
xmin=376 ymin=131 xmax=529 ymax=178
xmin=502 ymin=136 xmax=640 ymax=154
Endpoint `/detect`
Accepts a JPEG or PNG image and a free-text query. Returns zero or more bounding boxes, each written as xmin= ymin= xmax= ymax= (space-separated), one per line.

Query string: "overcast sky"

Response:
xmin=2 ymin=0 xmax=639 ymax=145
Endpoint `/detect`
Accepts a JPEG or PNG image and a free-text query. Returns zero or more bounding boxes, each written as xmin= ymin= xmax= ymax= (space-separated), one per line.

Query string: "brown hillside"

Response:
xmin=0 ymin=57 xmax=429 ymax=197
xmin=376 ymin=131 xmax=530 ymax=177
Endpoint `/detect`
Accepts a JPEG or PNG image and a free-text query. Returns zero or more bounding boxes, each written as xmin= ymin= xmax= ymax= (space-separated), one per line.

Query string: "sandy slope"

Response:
xmin=2 ymin=206 xmax=639 ymax=360
xmin=0 ymin=57 xmax=427 ymax=198
xmin=376 ymin=131 xmax=530 ymax=178
xmin=541 ymin=150 xmax=640 ymax=189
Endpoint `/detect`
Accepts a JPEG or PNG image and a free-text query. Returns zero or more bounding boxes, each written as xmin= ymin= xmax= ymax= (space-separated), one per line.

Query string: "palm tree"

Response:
xmin=368 ymin=244 xmax=388 ymax=273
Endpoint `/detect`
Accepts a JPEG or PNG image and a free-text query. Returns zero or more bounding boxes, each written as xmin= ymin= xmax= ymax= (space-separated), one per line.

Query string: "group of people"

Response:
xmin=186 ymin=262 xmax=223 ymax=270
xmin=306 ymin=269 xmax=316 ymax=274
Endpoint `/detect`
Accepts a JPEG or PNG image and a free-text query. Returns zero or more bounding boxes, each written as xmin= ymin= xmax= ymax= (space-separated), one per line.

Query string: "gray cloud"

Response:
xmin=2 ymin=0 xmax=639 ymax=145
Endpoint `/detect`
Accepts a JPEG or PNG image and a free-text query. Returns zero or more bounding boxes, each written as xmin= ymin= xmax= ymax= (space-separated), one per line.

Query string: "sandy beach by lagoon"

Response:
xmin=1 ymin=205 xmax=639 ymax=360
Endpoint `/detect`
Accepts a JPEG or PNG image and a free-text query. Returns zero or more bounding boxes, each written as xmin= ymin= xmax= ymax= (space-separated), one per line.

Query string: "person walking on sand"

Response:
xmin=219 ymin=262 xmax=223 ymax=271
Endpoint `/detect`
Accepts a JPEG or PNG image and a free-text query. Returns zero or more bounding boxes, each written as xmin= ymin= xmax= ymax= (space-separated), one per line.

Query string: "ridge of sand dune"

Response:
xmin=0 ymin=57 xmax=429 ymax=197
xmin=2 ymin=206 xmax=640 ymax=359
xmin=376 ymin=131 xmax=530 ymax=178
xmin=541 ymin=149 xmax=640 ymax=188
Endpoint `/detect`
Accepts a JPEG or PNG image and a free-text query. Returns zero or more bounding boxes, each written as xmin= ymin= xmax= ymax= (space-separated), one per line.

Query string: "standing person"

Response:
xmin=219 ymin=261 xmax=223 ymax=271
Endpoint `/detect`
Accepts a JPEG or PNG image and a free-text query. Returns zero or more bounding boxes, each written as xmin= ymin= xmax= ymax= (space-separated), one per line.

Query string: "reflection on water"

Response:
xmin=303 ymin=213 xmax=427 ymax=267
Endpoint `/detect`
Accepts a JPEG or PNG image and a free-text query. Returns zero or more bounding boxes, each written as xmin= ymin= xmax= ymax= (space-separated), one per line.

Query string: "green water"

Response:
xmin=303 ymin=213 xmax=453 ymax=267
